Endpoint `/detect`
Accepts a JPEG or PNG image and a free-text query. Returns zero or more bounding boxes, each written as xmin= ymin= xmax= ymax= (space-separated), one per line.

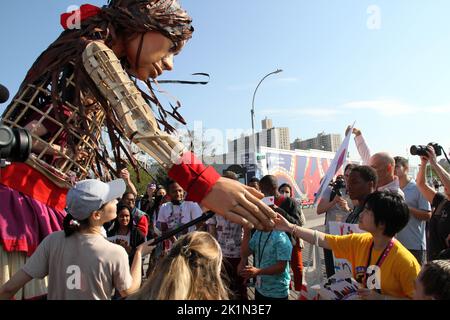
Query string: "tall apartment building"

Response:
xmin=291 ymin=132 xmax=342 ymax=152
xmin=261 ymin=117 xmax=273 ymax=130
xmin=226 ymin=119 xmax=290 ymax=164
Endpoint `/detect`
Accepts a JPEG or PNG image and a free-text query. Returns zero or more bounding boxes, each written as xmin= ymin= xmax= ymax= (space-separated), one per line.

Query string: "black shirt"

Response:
xmin=277 ymin=197 xmax=302 ymax=242
xmin=427 ymin=192 xmax=450 ymax=260
xmin=345 ymin=205 xmax=364 ymax=224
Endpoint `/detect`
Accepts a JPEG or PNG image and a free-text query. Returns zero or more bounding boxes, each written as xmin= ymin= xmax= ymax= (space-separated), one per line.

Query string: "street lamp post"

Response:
xmin=250 ymin=69 xmax=283 ymax=178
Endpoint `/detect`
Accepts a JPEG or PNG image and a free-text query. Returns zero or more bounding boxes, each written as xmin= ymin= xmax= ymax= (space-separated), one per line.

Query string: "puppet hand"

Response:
xmin=201 ymin=178 xmax=276 ymax=231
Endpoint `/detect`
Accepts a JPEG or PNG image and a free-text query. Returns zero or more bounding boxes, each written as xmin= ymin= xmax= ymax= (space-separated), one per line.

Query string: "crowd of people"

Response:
xmin=0 ymin=0 xmax=449 ymax=302
xmin=312 ymin=128 xmax=450 ymax=299
xmin=1 ymin=136 xmax=450 ymax=300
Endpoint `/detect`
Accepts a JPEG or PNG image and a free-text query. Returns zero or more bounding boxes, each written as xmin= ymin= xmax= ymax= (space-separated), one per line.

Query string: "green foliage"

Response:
xmin=127 ymin=163 xmax=168 ymax=196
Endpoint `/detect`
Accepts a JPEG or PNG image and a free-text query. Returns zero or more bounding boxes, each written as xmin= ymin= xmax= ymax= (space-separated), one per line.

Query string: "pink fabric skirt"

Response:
xmin=0 ymin=184 xmax=66 ymax=256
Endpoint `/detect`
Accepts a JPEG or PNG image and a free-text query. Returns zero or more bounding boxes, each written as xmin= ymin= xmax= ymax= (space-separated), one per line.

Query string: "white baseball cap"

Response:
xmin=66 ymin=179 xmax=126 ymax=220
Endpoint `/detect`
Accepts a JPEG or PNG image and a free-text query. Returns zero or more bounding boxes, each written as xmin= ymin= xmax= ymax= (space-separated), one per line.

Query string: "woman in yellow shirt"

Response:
xmin=275 ymin=190 xmax=421 ymax=299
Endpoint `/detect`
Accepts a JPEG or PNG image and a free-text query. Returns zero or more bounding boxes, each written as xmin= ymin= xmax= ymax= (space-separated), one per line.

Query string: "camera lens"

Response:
xmin=13 ymin=128 xmax=32 ymax=162
xmin=410 ymin=145 xmax=419 ymax=156
xmin=0 ymin=125 xmax=32 ymax=162
xmin=0 ymin=126 xmax=14 ymax=147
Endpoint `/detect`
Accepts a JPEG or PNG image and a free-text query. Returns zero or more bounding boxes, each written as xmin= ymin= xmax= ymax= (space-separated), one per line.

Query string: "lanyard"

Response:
xmin=257 ymin=231 xmax=273 ymax=268
xmin=363 ymin=238 xmax=395 ymax=287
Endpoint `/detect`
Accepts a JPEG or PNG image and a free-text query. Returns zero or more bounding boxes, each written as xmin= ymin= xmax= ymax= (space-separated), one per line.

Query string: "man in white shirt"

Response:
xmin=347 ymin=127 xmax=404 ymax=198
xmin=157 ymin=181 xmax=203 ymax=247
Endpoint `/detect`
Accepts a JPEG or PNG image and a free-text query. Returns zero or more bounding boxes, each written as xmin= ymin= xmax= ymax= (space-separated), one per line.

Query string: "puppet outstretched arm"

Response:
xmin=82 ymin=41 xmax=276 ymax=230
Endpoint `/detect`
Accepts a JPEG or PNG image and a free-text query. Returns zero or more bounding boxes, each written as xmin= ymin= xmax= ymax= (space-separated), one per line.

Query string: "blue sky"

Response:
xmin=1 ymin=0 xmax=450 ymax=167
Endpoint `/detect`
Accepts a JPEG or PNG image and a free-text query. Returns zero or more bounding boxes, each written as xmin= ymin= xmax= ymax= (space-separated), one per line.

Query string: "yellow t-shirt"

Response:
xmin=325 ymin=233 xmax=420 ymax=299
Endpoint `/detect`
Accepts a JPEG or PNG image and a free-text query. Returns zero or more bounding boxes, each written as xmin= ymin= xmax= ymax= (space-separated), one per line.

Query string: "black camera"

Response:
xmin=329 ymin=176 xmax=346 ymax=197
xmin=0 ymin=125 xmax=32 ymax=166
xmin=410 ymin=142 xmax=442 ymax=157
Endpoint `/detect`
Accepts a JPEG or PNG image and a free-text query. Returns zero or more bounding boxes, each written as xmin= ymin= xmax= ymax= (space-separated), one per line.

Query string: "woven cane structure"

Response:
xmin=1 ymin=69 xmax=108 ymax=188
xmin=1 ymin=40 xmax=187 ymax=188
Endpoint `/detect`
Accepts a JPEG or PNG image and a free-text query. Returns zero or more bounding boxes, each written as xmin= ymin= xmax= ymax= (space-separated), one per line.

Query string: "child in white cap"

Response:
xmin=0 ymin=179 xmax=154 ymax=300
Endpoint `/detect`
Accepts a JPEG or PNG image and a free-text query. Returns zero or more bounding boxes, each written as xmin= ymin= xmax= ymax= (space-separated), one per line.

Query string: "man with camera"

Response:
xmin=415 ymin=145 xmax=450 ymax=261
xmin=394 ymin=156 xmax=432 ymax=265
xmin=317 ymin=164 xmax=355 ymax=277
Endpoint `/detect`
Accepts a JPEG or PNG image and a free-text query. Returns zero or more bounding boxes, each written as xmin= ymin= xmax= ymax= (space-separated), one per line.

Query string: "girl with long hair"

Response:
xmin=107 ymin=204 xmax=146 ymax=265
xmin=132 ymin=231 xmax=228 ymax=300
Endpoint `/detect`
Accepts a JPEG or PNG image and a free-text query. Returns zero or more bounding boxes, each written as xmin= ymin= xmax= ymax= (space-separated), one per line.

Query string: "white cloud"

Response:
xmin=343 ymin=99 xmax=450 ymax=116
xmin=258 ymin=99 xmax=450 ymax=120
xmin=259 ymin=107 xmax=345 ymax=118
xmin=343 ymin=99 xmax=417 ymax=116
xmin=427 ymin=105 xmax=450 ymax=114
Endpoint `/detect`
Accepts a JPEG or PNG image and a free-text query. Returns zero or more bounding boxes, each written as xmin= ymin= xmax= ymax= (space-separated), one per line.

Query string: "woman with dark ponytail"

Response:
xmin=0 ymin=179 xmax=154 ymax=300
xmin=63 ymin=213 xmax=90 ymax=238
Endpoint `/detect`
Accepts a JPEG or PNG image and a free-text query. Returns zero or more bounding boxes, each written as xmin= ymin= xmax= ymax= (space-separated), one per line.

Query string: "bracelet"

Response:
xmin=290 ymin=224 xmax=296 ymax=236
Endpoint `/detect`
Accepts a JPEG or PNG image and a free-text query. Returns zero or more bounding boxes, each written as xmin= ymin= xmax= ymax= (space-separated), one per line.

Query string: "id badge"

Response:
xmin=256 ymin=276 xmax=262 ymax=289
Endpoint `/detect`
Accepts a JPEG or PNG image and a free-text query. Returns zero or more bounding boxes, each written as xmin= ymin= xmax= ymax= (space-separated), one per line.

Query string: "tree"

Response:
xmin=180 ymin=128 xmax=217 ymax=165
xmin=127 ymin=161 xmax=168 ymax=196
xmin=126 ymin=125 xmax=218 ymax=195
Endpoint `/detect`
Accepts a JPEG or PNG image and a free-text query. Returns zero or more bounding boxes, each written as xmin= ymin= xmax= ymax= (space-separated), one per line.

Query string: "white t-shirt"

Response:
xmin=207 ymin=215 xmax=243 ymax=258
xmin=157 ymin=201 xmax=203 ymax=233
xmin=22 ymin=231 xmax=132 ymax=300
xmin=107 ymin=233 xmax=131 ymax=247
xmin=354 ymin=134 xmax=405 ymax=199
xmin=378 ymin=177 xmax=405 ymax=199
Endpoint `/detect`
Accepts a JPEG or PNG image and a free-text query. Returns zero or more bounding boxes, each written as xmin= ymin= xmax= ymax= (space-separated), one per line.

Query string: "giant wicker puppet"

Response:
xmin=0 ymin=0 xmax=275 ymax=299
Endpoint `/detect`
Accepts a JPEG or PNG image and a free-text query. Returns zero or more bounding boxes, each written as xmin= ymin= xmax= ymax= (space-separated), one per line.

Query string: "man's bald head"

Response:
xmin=369 ymin=152 xmax=395 ymax=187
xmin=371 ymin=152 xmax=395 ymax=166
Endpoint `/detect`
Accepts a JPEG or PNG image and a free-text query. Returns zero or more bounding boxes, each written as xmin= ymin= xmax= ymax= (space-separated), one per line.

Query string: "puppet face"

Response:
xmin=125 ymin=31 xmax=180 ymax=80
